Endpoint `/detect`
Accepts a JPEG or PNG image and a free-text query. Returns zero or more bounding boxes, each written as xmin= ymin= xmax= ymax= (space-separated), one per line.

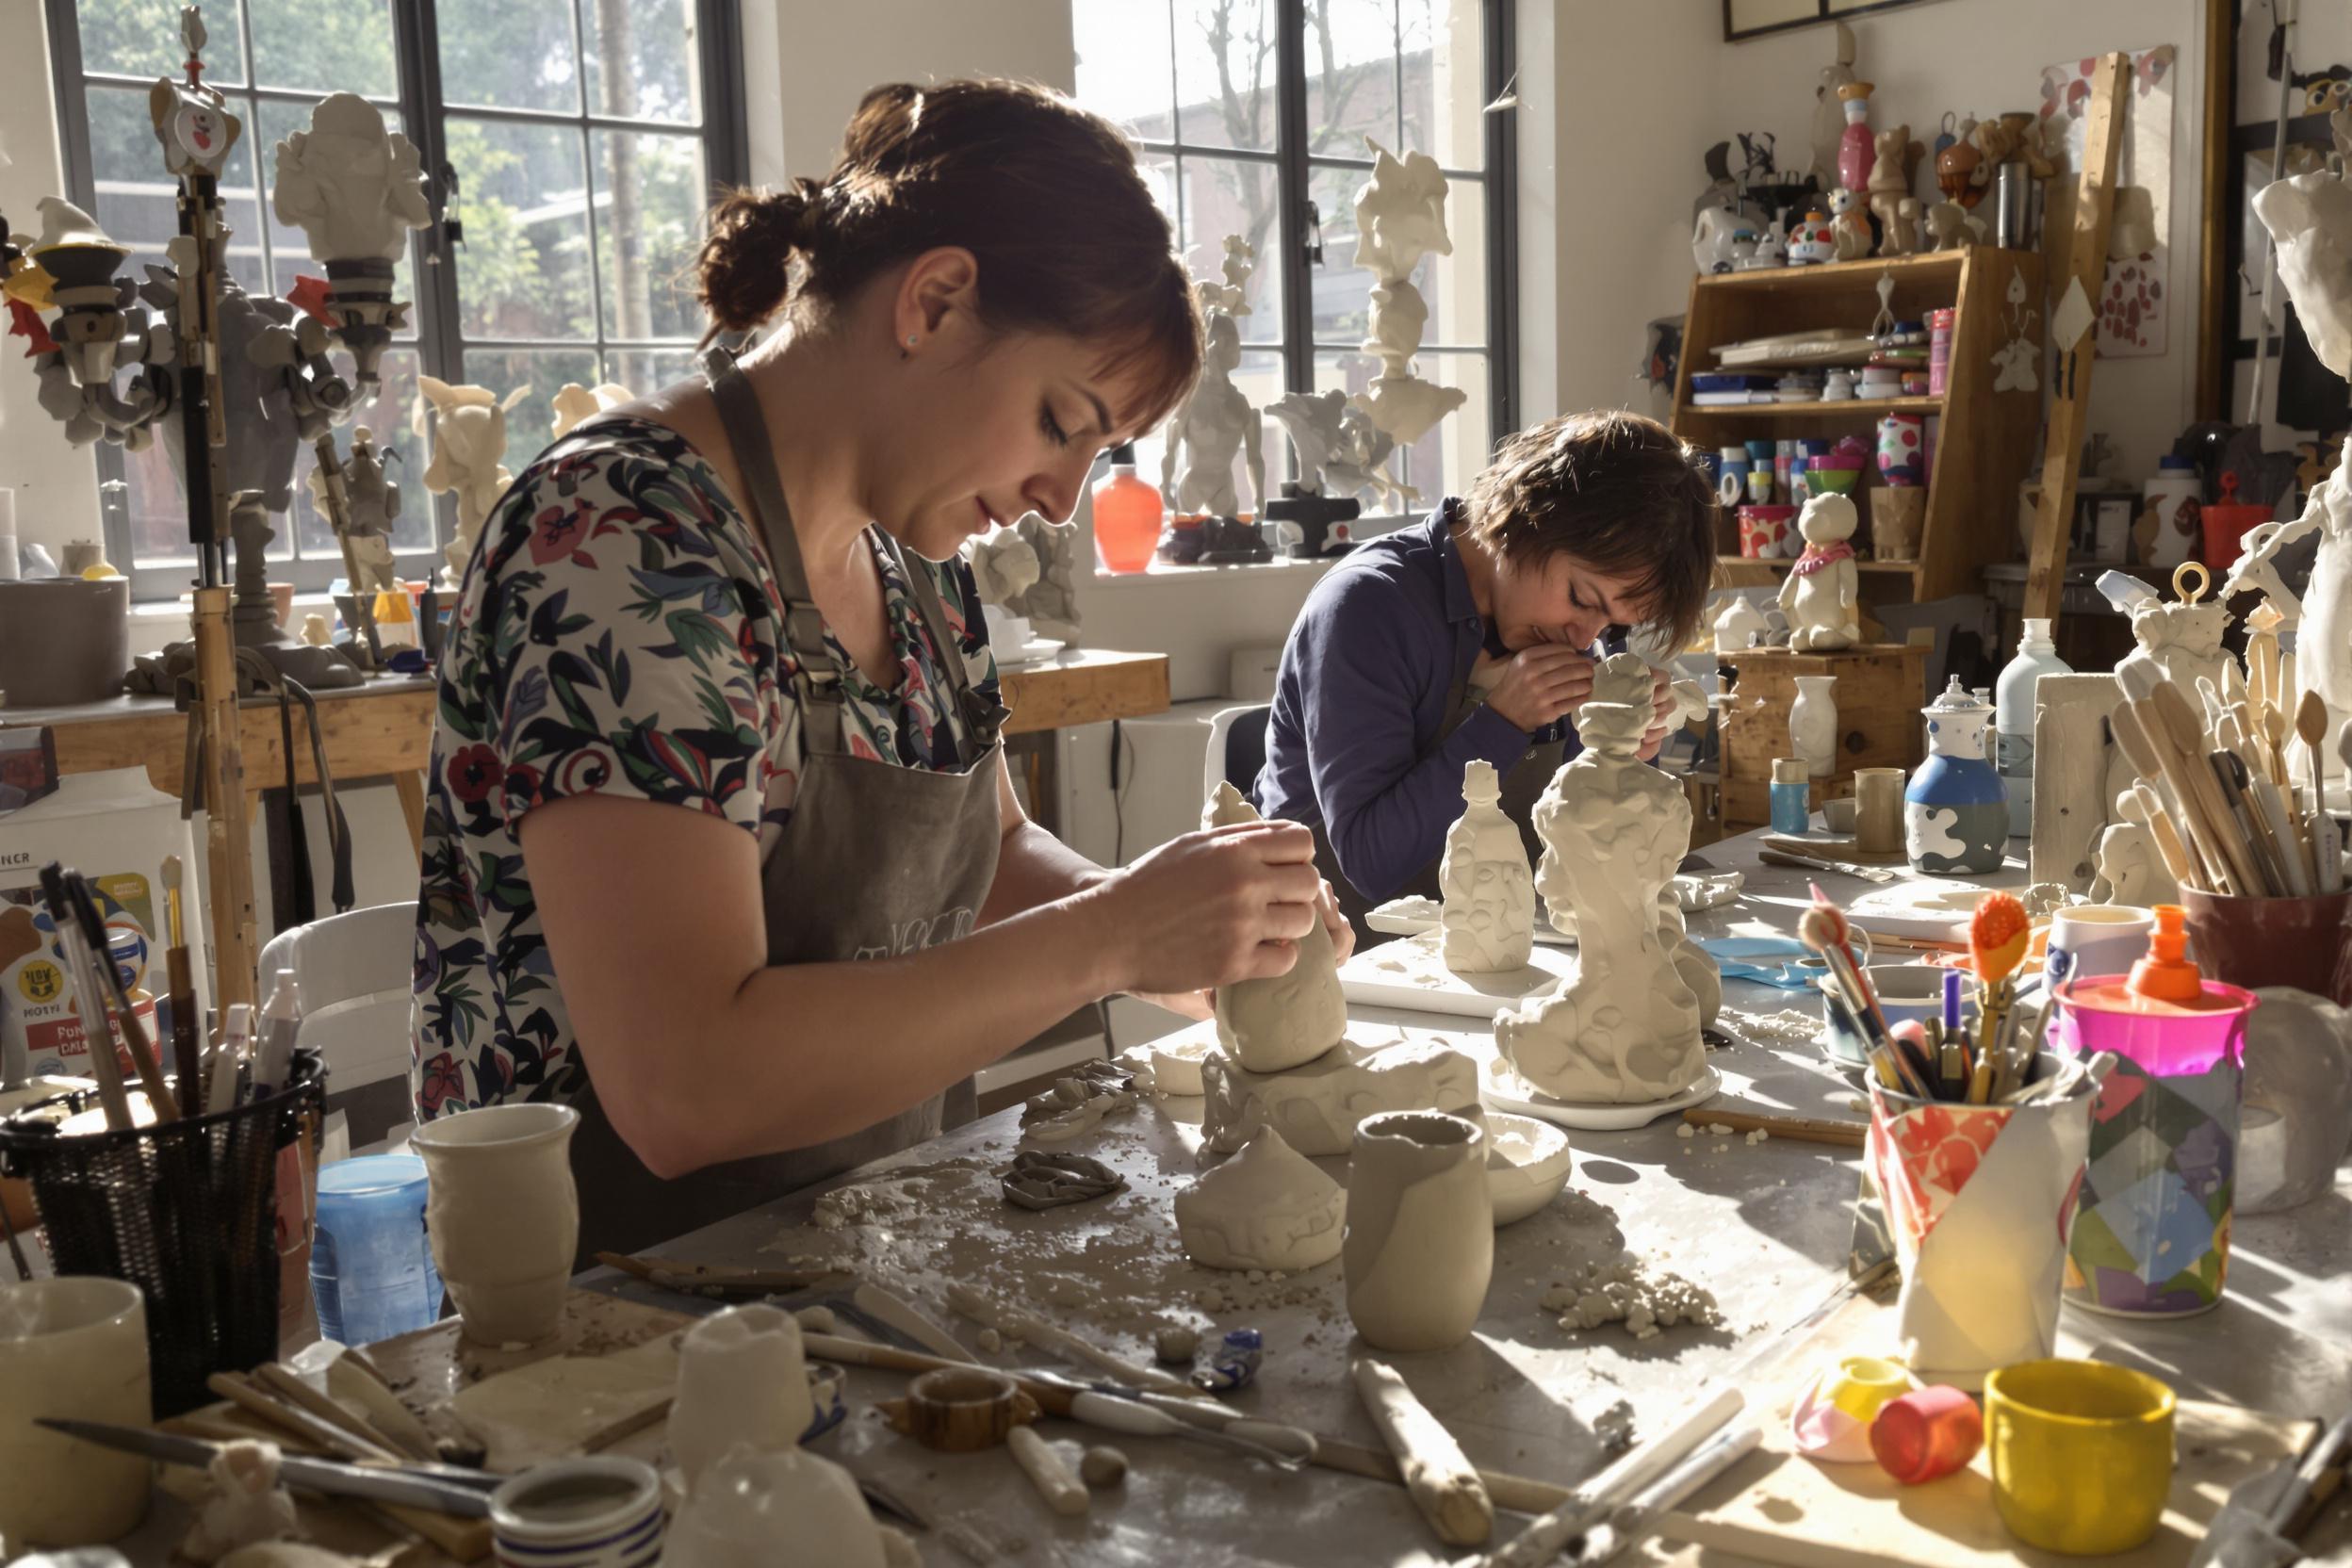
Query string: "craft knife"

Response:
xmin=37 ymin=1419 xmax=496 ymax=1516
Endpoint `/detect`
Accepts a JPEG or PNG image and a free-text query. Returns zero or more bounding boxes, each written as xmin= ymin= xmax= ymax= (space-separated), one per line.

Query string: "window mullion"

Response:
xmin=1273 ymin=0 xmax=1312 ymax=396
xmin=393 ymin=0 xmax=465 ymax=549
xmin=1483 ymin=0 xmax=1516 ymax=436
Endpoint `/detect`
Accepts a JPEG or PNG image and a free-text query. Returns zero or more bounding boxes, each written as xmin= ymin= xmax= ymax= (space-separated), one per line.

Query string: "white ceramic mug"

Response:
xmin=671 ymin=1304 xmax=816 ymax=1494
xmin=412 ymin=1102 xmax=580 ymax=1346
xmin=0 ymin=1277 xmax=151 ymax=1547
xmin=489 ymin=1456 xmax=664 ymax=1568
xmin=2043 ymin=905 xmax=2156 ymax=991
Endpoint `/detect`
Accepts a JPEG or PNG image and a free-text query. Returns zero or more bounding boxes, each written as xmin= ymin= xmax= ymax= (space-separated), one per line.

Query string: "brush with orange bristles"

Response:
xmin=1968 ymin=891 xmax=2032 ymax=1101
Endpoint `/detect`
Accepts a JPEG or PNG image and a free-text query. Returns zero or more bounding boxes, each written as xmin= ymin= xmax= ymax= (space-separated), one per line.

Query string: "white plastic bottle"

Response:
xmin=1995 ymin=617 xmax=2071 ymax=837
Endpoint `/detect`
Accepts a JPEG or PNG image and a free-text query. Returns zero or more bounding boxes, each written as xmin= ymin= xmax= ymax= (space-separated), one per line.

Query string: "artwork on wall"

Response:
xmin=2040 ymin=45 xmax=2177 ymax=358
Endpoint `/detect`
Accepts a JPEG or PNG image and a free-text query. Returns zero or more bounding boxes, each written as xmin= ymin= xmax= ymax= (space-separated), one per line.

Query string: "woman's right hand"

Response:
xmin=1088 ymin=821 xmax=1326 ymax=998
xmin=1485 ymin=645 xmax=1596 ymax=732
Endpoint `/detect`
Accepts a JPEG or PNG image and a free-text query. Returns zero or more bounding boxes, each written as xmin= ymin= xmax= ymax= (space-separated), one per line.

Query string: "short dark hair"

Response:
xmin=695 ymin=79 xmax=1202 ymax=437
xmin=1462 ymin=411 xmax=1716 ymax=651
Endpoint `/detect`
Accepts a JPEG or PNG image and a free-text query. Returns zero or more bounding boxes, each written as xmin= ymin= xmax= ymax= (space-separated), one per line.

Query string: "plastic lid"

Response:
xmin=1108 ymin=442 xmax=1137 ymax=465
xmin=2022 ymin=617 xmax=2053 ymax=643
xmin=317 ymin=1153 xmax=428 ymax=1197
xmin=1925 ymin=676 xmax=1984 ymax=712
xmin=1773 ymin=759 xmax=1810 ymax=784
xmin=2127 ymin=904 xmax=2202 ymax=1004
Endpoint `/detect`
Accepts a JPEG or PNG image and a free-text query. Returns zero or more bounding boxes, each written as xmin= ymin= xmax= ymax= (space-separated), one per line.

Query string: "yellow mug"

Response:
xmin=1985 ymin=1359 xmax=2176 ymax=1555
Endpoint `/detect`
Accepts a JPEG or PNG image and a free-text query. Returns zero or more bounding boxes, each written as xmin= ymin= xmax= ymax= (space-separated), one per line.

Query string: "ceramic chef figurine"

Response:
xmin=2091 ymin=788 xmax=2178 ymax=906
xmin=1438 ymin=760 xmax=1535 ymax=972
xmin=1352 ymin=140 xmax=1468 ymax=447
xmin=1777 ymin=492 xmax=1860 ymax=651
xmin=416 ymin=375 xmax=530 ymax=589
xmin=1494 ymin=655 xmax=1705 ymax=1104
xmin=1905 ymin=678 xmax=2007 ymax=875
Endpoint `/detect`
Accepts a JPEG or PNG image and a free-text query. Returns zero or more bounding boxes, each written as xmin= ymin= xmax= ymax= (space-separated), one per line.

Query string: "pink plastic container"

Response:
xmin=1927 ymin=308 xmax=1955 ymax=395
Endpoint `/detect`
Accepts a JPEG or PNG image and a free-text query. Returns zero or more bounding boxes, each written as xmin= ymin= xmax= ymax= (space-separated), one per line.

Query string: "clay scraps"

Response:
xmin=1001 ymin=1150 xmax=1130 ymax=1211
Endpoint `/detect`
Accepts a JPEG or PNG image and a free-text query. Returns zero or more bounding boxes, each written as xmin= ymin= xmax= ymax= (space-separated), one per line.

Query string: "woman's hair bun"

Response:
xmin=695 ymin=177 xmax=825 ymax=335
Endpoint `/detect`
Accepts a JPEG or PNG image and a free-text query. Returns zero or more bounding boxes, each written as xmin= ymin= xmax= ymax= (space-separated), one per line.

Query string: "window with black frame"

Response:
xmin=1070 ymin=0 xmax=1514 ymax=528
xmin=43 ymin=0 xmax=743 ymax=599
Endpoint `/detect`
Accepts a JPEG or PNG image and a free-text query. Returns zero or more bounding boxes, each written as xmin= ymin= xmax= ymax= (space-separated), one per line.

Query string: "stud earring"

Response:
xmin=906 ymin=335 xmax=918 ymax=348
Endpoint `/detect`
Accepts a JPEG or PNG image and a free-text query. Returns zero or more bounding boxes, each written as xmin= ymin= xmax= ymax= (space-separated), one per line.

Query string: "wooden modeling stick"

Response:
xmin=2148 ymin=679 xmax=2265 ymax=893
xmin=1352 ymin=1357 xmax=1493 ymax=1547
xmin=2113 ymin=702 xmax=2232 ymax=893
xmin=2133 ymin=783 xmax=2199 ymax=889
xmin=1005 ymin=1426 xmax=1089 ymax=1517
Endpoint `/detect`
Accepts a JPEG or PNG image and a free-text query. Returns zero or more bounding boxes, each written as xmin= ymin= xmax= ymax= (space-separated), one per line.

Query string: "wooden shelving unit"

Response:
xmin=1672 ymin=248 xmax=2047 ymax=607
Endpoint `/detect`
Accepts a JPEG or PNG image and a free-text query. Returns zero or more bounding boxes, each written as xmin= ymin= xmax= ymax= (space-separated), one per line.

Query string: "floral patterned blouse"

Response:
xmin=410 ymin=416 xmax=1000 ymax=1120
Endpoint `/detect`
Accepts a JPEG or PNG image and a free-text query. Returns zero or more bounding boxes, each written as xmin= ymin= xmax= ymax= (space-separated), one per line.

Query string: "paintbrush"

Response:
xmin=59 ymin=872 xmax=175 ymax=1123
xmin=37 ymin=866 xmax=132 ymax=1132
xmin=161 ymin=855 xmax=202 ymax=1118
xmin=1968 ymin=892 xmax=2030 ymax=1100
xmin=1799 ymin=900 xmax=1887 ymax=1044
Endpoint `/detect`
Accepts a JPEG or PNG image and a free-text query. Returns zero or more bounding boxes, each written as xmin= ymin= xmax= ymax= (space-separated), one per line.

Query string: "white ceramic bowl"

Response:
xmin=1484 ymin=1112 xmax=1574 ymax=1225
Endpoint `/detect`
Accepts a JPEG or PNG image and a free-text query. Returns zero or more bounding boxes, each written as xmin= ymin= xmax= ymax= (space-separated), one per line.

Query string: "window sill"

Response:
xmin=1086 ymin=555 xmax=1347 ymax=591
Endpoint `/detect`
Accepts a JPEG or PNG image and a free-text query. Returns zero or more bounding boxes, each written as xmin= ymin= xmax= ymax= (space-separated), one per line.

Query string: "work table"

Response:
xmin=101 ymin=828 xmax=2352 ymax=1565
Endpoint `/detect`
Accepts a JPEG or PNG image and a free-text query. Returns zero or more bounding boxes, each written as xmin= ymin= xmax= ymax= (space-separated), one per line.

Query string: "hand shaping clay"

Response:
xmin=1498 ymin=657 xmax=1706 ymax=1103
xmin=1203 ymin=782 xmax=1348 ymax=1071
xmin=1173 ymin=1126 xmax=1347 ymax=1271
xmin=180 ymin=1440 xmax=299 ymax=1564
xmin=1440 ymin=760 xmax=1536 ymax=972
xmin=1201 ymin=1034 xmax=1481 ymax=1155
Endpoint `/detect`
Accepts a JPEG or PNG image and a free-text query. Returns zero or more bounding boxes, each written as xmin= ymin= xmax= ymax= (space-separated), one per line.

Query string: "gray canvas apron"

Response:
xmin=565 ymin=345 xmax=1006 ymax=1266
xmin=1315 ymin=655 xmax=1565 ymax=938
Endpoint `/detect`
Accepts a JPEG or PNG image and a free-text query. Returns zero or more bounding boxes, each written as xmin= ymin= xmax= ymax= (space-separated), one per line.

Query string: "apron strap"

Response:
xmin=698 ymin=343 xmax=848 ymax=757
xmin=879 ymin=530 xmax=1007 ymax=763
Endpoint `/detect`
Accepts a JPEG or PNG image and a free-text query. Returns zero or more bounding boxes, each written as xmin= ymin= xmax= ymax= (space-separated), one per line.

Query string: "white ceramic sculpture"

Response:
xmin=671 ymin=1304 xmax=816 ymax=1494
xmin=1789 ymin=674 xmax=1839 ymax=779
xmin=1496 ymin=656 xmax=1706 ymax=1104
xmin=1172 ymin=1126 xmax=1346 ymax=1271
xmin=966 ymin=525 xmax=1041 ymax=608
xmin=416 ymin=376 xmax=529 ymax=588
xmin=2114 ymin=589 xmax=2241 ymax=716
xmin=1203 ymin=781 xmax=1347 ymax=1072
xmin=1200 ymin=1035 xmax=1480 ymax=1155
xmin=1267 ymin=389 xmax=1351 ymax=496
xmin=1161 ymin=239 xmax=1264 ymax=521
xmin=180 ymin=1441 xmax=299 ymax=1565
xmin=1777 ymin=493 xmax=1860 ymax=651
xmin=307 ymin=423 xmax=400 ymax=598
xmin=410 ymin=1102 xmax=580 ymax=1346
xmin=1438 ymin=760 xmax=1535 ymax=972
xmin=1663 ymin=891 xmax=1723 ymax=1033
xmin=1712 ymin=594 xmax=1768 ymax=655
xmin=549 ymin=382 xmax=633 ymax=442
xmin=1006 ymin=513 xmax=1081 ymax=642
xmin=2091 ymin=789 xmax=2178 ymax=906
xmin=662 ymin=1444 xmax=887 ymax=1568
xmin=1343 ymin=1111 xmax=1493 ymax=1352
xmin=1810 ymin=22 xmax=1859 ymax=187
xmin=2238 ymin=988 xmax=2352 ymax=1216
xmin=270 ymin=93 xmax=430 ymax=265
xmin=1483 ymin=1112 xmax=1574 ymax=1226
xmin=1147 ymin=1035 xmax=1215 ymax=1097
xmin=1352 ymin=140 xmax=1468 ymax=448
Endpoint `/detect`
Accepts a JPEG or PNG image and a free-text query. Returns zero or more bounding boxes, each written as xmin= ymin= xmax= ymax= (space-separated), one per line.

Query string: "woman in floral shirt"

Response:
xmin=413 ymin=80 xmax=1349 ymax=1259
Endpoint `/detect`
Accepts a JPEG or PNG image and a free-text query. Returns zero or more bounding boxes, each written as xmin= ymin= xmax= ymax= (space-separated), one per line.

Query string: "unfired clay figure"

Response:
xmin=416 ymin=375 xmax=529 ymax=587
xmin=180 ymin=1441 xmax=299 ymax=1565
xmin=1162 ymin=241 xmax=1264 ymax=521
xmin=671 ymin=1304 xmax=817 ymax=1494
xmin=411 ymin=1102 xmax=580 ymax=1346
xmin=1204 ymin=781 xmax=1346 ymax=1072
xmin=1173 ymin=1125 xmax=1346 ymax=1272
xmin=1322 ymin=400 xmax=1418 ymax=514
xmin=1869 ymin=124 xmax=1921 ymax=255
xmin=1201 ymin=1035 xmax=1480 ymax=1155
xmin=1777 ymin=493 xmax=1860 ymax=651
xmin=1147 ymin=1035 xmax=1216 ymax=1097
xmin=1712 ymin=593 xmax=1768 ymax=655
xmin=1352 ymin=139 xmax=1468 ymax=448
xmin=2113 ymin=584 xmax=2240 ymax=713
xmin=2091 ymin=789 xmax=2177 ymax=906
xmin=1496 ymin=656 xmax=1706 ymax=1104
xmin=1343 ymin=1111 xmax=1493 ymax=1352
xmin=1439 ymin=760 xmax=1536 ymax=972
xmin=966 ymin=525 xmax=1041 ymax=608
xmin=1006 ymin=513 xmax=1081 ymax=642
xmin=307 ymin=423 xmax=400 ymax=597
xmin=1788 ymin=674 xmax=1839 ymax=778
xmin=662 ymin=1444 xmax=888 ymax=1568
xmin=549 ymin=382 xmax=633 ymax=442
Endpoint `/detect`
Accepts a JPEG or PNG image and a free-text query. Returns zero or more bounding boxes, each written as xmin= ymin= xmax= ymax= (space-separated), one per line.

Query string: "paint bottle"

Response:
xmin=1995 ymin=617 xmax=2071 ymax=838
xmin=1771 ymin=758 xmax=1812 ymax=835
xmin=1092 ymin=444 xmax=1163 ymax=575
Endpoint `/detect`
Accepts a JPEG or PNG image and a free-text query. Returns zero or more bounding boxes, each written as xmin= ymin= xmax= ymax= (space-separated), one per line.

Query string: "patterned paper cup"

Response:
xmin=1866 ymin=1053 xmax=2095 ymax=1390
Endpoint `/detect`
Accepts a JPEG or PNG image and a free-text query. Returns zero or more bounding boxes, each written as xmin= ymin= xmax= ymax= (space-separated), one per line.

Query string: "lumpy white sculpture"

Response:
xmin=1200 ymin=1035 xmax=1480 ymax=1156
xmin=2092 ymin=788 xmax=2177 ymax=906
xmin=416 ymin=375 xmax=528 ymax=588
xmin=1173 ymin=1125 xmax=1346 ymax=1271
xmin=1495 ymin=656 xmax=1705 ymax=1103
xmin=549 ymin=381 xmax=633 ymax=441
xmin=1353 ymin=140 xmax=1468 ymax=449
xmin=1439 ymin=760 xmax=1535 ymax=972
xmin=1161 ymin=239 xmax=1264 ymax=522
xmin=1203 ymin=782 xmax=1347 ymax=1073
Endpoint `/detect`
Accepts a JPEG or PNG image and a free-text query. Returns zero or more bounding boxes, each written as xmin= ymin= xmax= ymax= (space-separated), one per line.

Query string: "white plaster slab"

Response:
xmin=1338 ymin=928 xmax=1578 ymax=1018
xmin=1481 ymin=1061 xmax=1723 ymax=1132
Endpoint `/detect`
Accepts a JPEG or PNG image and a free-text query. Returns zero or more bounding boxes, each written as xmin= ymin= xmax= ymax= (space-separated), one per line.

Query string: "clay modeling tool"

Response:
xmin=2296 ymin=689 xmax=2332 ymax=807
xmin=1064 ymin=1390 xmax=1309 ymax=1470
xmin=1675 ymin=1109 xmax=1865 ymax=1149
xmin=37 ymin=867 xmax=132 ymax=1132
xmin=2269 ymin=1409 xmax=2352 ymax=1536
xmin=1353 ymin=1356 xmax=1493 ymax=1547
xmin=2113 ymin=705 xmax=2225 ymax=891
xmin=39 ymin=1419 xmax=495 ymax=1518
xmin=850 ymin=1282 xmax=973 ymax=1364
xmin=943 ymin=1282 xmax=1200 ymax=1398
xmin=60 ymin=871 xmax=175 ymax=1123
xmin=1579 ymin=1422 xmax=1765 ymax=1566
xmin=1004 ymin=1424 xmax=1089 ymax=1516
xmin=2211 ymin=750 xmax=2289 ymax=895
xmin=2148 ymin=677 xmax=2266 ymax=893
xmin=1466 ymin=1387 xmax=1746 ymax=1567
xmin=159 ymin=855 xmax=202 ymax=1117
xmin=2248 ymin=775 xmax=2313 ymax=896
xmin=1758 ymin=846 xmax=1897 ymax=883
xmin=2132 ymin=780 xmax=2200 ymax=890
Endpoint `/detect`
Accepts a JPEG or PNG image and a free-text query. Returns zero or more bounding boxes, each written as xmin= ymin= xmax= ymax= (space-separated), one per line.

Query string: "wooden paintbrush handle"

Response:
xmin=167 ymin=948 xmax=202 ymax=1118
xmin=1678 ymin=1109 xmax=1867 ymax=1148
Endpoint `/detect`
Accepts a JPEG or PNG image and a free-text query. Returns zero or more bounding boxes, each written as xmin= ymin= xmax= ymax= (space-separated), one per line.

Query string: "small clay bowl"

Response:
xmin=887 ymin=1366 xmax=1039 ymax=1452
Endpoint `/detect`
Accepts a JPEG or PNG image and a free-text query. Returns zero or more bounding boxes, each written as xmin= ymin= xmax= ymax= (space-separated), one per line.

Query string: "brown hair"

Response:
xmin=695 ymin=79 xmax=1202 ymax=435
xmin=1462 ymin=411 xmax=1717 ymax=651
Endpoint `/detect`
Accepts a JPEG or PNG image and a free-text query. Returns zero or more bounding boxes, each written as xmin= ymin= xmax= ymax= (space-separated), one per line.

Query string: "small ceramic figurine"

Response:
xmin=1828 ymin=188 xmax=1872 ymax=262
xmin=1789 ymin=674 xmax=1839 ymax=778
xmin=1494 ymin=656 xmax=1706 ymax=1104
xmin=416 ymin=375 xmax=529 ymax=588
xmin=1837 ymin=82 xmax=1877 ymax=192
xmin=1692 ymin=205 xmax=1744 ymax=274
xmin=1204 ymin=781 xmax=1347 ymax=1073
xmin=1712 ymin=593 xmax=1768 ymax=655
xmin=1787 ymin=209 xmax=1837 ymax=266
xmin=1173 ymin=1125 xmax=1346 ymax=1272
xmin=1777 ymin=493 xmax=1860 ymax=651
xmin=1869 ymin=124 xmax=1921 ymax=255
xmin=549 ymin=381 xmax=633 ymax=441
xmin=307 ymin=423 xmax=400 ymax=599
xmin=1006 ymin=513 xmax=1081 ymax=641
xmin=2105 ymin=571 xmax=2241 ymax=711
xmin=1925 ymin=201 xmax=1983 ymax=250
xmin=1161 ymin=309 xmax=1262 ymax=523
xmin=1905 ymin=678 xmax=2008 ymax=875
xmin=2091 ymin=788 xmax=2178 ymax=906
xmin=1438 ymin=760 xmax=1535 ymax=972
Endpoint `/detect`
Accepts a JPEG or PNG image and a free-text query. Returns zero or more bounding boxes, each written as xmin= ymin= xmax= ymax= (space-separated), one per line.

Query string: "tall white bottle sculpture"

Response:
xmin=1204 ymin=782 xmax=1347 ymax=1071
xmin=1789 ymin=674 xmax=1839 ymax=778
xmin=1438 ymin=760 xmax=1535 ymax=972
xmin=1495 ymin=656 xmax=1705 ymax=1102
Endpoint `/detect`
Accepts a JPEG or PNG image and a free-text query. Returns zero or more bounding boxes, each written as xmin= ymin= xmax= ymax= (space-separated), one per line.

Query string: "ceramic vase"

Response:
xmin=1876 ymin=414 xmax=1925 ymax=485
xmin=1789 ymin=675 xmax=1839 ymax=778
xmin=0 ymin=1278 xmax=150 ymax=1547
xmin=1904 ymin=678 xmax=2007 ymax=875
xmin=671 ymin=1304 xmax=817 ymax=1494
xmin=1343 ymin=1111 xmax=1493 ymax=1351
xmin=411 ymin=1102 xmax=580 ymax=1346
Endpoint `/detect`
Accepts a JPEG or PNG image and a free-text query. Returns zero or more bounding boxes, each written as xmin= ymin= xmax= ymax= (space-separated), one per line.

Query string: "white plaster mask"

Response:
xmin=2255 ymin=110 xmax=2352 ymax=380
xmin=272 ymin=93 xmax=433 ymax=263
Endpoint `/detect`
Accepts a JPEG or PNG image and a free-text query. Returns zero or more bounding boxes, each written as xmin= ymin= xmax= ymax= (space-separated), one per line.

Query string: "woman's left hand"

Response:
xmin=1133 ymin=877 xmax=1351 ymax=1017
xmin=1638 ymin=666 xmax=1677 ymax=762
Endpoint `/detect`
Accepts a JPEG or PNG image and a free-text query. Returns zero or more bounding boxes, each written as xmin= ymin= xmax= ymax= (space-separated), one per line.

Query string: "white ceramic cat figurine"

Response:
xmin=1777 ymin=493 xmax=1860 ymax=650
xmin=1204 ymin=782 xmax=1347 ymax=1072
xmin=1495 ymin=655 xmax=1705 ymax=1102
xmin=1439 ymin=760 xmax=1535 ymax=972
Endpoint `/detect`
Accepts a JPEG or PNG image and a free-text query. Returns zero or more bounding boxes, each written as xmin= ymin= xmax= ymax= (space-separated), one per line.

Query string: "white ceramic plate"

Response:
xmin=1338 ymin=929 xmax=1578 ymax=1018
xmin=1482 ymin=1062 xmax=1723 ymax=1132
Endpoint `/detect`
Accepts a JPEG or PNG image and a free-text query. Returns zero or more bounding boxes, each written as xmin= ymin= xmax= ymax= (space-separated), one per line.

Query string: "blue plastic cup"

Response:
xmin=311 ymin=1154 xmax=443 ymax=1346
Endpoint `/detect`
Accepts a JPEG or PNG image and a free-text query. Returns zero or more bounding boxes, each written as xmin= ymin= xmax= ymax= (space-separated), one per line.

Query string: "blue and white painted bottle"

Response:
xmin=1905 ymin=678 xmax=2008 ymax=875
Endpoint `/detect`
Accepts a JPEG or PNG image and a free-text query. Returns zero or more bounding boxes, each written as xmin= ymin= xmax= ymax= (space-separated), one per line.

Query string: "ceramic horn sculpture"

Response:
xmin=1439 ymin=760 xmax=1535 ymax=972
xmin=1494 ymin=655 xmax=1706 ymax=1103
xmin=1352 ymin=140 xmax=1467 ymax=449
xmin=1203 ymin=781 xmax=1347 ymax=1072
xmin=416 ymin=374 xmax=529 ymax=588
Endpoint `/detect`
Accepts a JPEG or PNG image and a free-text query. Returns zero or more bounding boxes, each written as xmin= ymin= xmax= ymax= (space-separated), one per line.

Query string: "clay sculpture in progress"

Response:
xmin=670 ymin=1304 xmax=817 ymax=1494
xmin=1496 ymin=656 xmax=1706 ymax=1103
xmin=1200 ymin=1035 xmax=1481 ymax=1155
xmin=1173 ymin=1125 xmax=1347 ymax=1271
xmin=1439 ymin=760 xmax=1536 ymax=972
xmin=1204 ymin=781 xmax=1348 ymax=1072
xmin=1344 ymin=1111 xmax=1494 ymax=1351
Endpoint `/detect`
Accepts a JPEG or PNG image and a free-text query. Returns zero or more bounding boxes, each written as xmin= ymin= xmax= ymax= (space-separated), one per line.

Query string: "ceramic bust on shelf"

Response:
xmin=1438 ymin=760 xmax=1535 ymax=973
xmin=1776 ymin=492 xmax=1860 ymax=651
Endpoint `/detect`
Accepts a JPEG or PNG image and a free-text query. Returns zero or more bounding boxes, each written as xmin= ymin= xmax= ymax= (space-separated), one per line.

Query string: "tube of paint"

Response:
xmin=1190 ymin=1329 xmax=1264 ymax=1392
